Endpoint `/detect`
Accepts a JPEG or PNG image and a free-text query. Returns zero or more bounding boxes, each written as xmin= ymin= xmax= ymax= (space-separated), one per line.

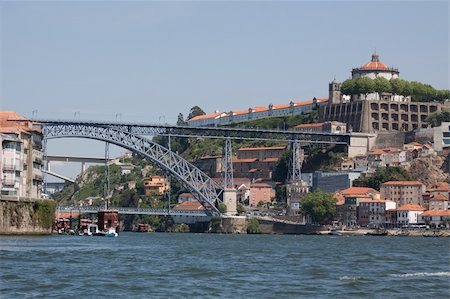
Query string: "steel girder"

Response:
xmin=44 ymin=124 xmax=223 ymax=215
xmin=57 ymin=206 xmax=209 ymax=217
xmin=35 ymin=119 xmax=350 ymax=144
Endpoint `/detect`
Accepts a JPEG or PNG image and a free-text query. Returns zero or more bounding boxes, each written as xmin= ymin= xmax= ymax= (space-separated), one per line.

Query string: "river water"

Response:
xmin=1 ymin=233 xmax=449 ymax=298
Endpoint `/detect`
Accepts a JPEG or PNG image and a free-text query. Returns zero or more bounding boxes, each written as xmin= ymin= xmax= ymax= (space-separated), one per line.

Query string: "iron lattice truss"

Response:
xmin=44 ymin=123 xmax=223 ymax=215
xmin=36 ymin=119 xmax=351 ymax=144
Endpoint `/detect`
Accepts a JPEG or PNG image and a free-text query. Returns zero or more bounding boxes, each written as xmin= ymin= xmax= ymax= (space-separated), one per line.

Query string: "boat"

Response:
xmin=366 ymin=229 xmax=388 ymax=236
xmin=328 ymin=228 xmax=343 ymax=236
xmin=422 ymin=232 xmax=439 ymax=238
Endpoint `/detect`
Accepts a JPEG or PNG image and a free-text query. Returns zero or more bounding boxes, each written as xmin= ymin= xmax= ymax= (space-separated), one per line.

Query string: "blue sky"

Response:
xmin=0 ymin=0 xmax=448 ymax=179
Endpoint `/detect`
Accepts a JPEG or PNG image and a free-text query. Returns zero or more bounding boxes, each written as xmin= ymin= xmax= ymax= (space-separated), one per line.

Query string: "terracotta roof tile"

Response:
xmin=420 ymin=210 xmax=450 ymax=217
xmin=340 ymin=187 xmax=379 ymax=196
xmin=396 ymin=204 xmax=426 ymax=211
xmin=382 ymin=181 xmax=423 ymax=186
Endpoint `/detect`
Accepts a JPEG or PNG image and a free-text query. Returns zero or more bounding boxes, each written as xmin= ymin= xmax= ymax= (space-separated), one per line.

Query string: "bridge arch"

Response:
xmin=43 ymin=123 xmax=223 ymax=215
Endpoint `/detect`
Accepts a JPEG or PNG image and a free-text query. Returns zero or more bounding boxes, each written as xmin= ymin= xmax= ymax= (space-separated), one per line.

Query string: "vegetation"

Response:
xmin=218 ymin=203 xmax=227 ymax=214
xmin=353 ymin=166 xmax=412 ymax=190
xmin=236 ymin=203 xmax=245 ymax=215
xmin=33 ymin=200 xmax=56 ymax=229
xmin=341 ymin=77 xmax=449 ymax=102
xmin=187 ymin=106 xmax=206 ymax=120
xmin=210 ymin=217 xmax=222 ymax=232
xmin=301 ymin=191 xmax=337 ymax=224
xmin=247 ymin=218 xmax=261 ymax=234
xmin=426 ymin=109 xmax=450 ymax=127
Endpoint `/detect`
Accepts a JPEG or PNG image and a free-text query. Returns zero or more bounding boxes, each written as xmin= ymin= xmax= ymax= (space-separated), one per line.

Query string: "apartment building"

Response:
xmin=0 ymin=112 xmax=44 ymax=198
xmin=380 ymin=181 xmax=426 ymax=207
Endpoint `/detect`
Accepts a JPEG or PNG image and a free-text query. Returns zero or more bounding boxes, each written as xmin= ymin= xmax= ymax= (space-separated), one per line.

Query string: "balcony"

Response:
xmin=33 ymin=150 xmax=43 ymax=163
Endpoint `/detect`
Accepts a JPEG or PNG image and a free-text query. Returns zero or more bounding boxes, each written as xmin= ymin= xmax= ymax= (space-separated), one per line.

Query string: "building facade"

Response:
xmin=357 ymin=199 xmax=396 ymax=228
xmin=380 ymin=181 xmax=426 ymax=207
xmin=0 ymin=112 xmax=44 ymax=198
xmin=321 ymin=53 xmax=442 ymax=133
xmin=143 ymin=176 xmax=170 ymax=195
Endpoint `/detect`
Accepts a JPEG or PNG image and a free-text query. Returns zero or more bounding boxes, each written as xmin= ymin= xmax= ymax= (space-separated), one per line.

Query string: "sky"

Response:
xmin=0 ymin=0 xmax=449 ymax=179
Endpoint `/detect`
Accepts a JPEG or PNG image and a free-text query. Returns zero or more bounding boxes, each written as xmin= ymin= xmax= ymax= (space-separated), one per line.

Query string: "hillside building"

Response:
xmin=321 ymin=53 xmax=442 ymax=133
xmin=380 ymin=181 xmax=426 ymax=207
xmin=0 ymin=112 xmax=44 ymax=198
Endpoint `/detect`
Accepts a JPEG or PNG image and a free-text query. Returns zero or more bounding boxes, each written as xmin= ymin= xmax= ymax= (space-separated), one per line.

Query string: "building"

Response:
xmin=193 ymin=155 xmax=223 ymax=177
xmin=380 ymin=181 xmax=426 ymax=207
xmin=358 ymin=199 xmax=396 ymax=228
xmin=433 ymin=122 xmax=450 ymax=153
xmin=232 ymin=146 xmax=286 ymax=180
xmin=286 ymin=180 xmax=310 ymax=214
xmin=187 ymin=98 xmax=329 ymax=127
xmin=321 ymin=53 xmax=441 ymax=132
xmin=249 ymin=183 xmax=275 ymax=207
xmin=0 ymin=111 xmax=44 ymax=198
xmin=418 ymin=210 xmax=450 ymax=228
xmin=178 ymin=193 xmax=196 ymax=203
xmin=334 ymin=187 xmax=380 ymax=228
xmin=311 ymin=171 xmax=362 ymax=193
xmin=366 ymin=147 xmax=407 ymax=168
xmin=294 ymin=121 xmax=347 ymax=134
xmin=172 ymin=201 xmax=210 ymax=224
xmin=143 ymin=176 xmax=169 ymax=195
xmin=428 ymin=194 xmax=449 ymax=211
xmin=396 ymin=204 xmax=426 ymax=226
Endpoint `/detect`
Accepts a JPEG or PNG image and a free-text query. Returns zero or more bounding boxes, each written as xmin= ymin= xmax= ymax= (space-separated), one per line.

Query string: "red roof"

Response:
xmin=420 ymin=210 xmax=450 ymax=217
xmin=360 ymin=53 xmax=389 ymax=70
xmin=340 ymin=187 xmax=379 ymax=196
xmin=382 ymin=181 xmax=423 ymax=186
xmin=238 ymin=146 xmax=286 ymax=151
xmin=174 ymin=201 xmax=205 ymax=211
xmin=0 ymin=111 xmax=35 ymax=133
xmin=397 ymin=204 xmax=426 ymax=211
xmin=431 ymin=194 xmax=448 ymax=201
xmin=251 ymin=183 xmax=272 ymax=188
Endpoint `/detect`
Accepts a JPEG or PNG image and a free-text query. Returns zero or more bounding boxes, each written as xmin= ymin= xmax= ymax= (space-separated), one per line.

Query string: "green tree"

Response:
xmin=301 ymin=191 xmax=337 ymax=224
xmin=247 ymin=218 xmax=261 ymax=234
xmin=177 ymin=113 xmax=186 ymax=126
xmin=187 ymin=106 xmax=206 ymax=120
xmin=237 ymin=203 xmax=245 ymax=215
xmin=390 ymin=78 xmax=406 ymax=96
xmin=374 ymin=77 xmax=391 ymax=96
xmin=426 ymin=109 xmax=450 ymax=127
xmin=273 ymin=151 xmax=291 ymax=183
xmin=218 ymin=203 xmax=227 ymax=214
xmin=352 ymin=166 xmax=412 ymax=190
xmin=341 ymin=79 xmax=356 ymax=95
xmin=355 ymin=77 xmax=376 ymax=96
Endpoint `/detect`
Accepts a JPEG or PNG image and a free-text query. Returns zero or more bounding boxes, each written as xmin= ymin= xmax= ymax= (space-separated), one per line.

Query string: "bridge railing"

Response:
xmin=57 ymin=206 xmax=210 ymax=217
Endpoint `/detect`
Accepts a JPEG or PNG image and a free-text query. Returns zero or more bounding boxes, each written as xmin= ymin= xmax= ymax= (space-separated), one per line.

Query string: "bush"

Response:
xmin=247 ymin=218 xmax=261 ymax=234
xmin=33 ymin=200 xmax=56 ymax=229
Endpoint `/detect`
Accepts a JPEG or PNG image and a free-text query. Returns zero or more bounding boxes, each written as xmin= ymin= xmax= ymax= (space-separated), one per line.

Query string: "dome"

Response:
xmin=360 ymin=53 xmax=388 ymax=70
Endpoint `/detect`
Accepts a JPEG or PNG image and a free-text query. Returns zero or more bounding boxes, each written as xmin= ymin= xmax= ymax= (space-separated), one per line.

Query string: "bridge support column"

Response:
xmin=288 ymin=141 xmax=304 ymax=182
xmin=223 ymin=188 xmax=237 ymax=216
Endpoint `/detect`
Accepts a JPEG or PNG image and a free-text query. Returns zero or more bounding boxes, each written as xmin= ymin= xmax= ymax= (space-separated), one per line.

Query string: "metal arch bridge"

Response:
xmin=43 ymin=123 xmax=223 ymax=215
xmin=57 ymin=206 xmax=209 ymax=217
xmin=35 ymin=119 xmax=351 ymax=144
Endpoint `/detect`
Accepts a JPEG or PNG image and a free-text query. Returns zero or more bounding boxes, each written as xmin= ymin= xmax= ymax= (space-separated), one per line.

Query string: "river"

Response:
xmin=1 ymin=233 xmax=449 ymax=298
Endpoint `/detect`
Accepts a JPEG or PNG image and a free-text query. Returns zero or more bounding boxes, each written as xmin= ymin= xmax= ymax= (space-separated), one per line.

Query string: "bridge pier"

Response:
xmin=223 ymin=188 xmax=237 ymax=216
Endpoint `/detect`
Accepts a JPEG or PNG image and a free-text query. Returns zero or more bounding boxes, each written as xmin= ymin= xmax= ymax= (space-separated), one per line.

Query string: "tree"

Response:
xmin=341 ymin=79 xmax=356 ymax=95
xmin=301 ymin=191 xmax=337 ymax=224
xmin=247 ymin=218 xmax=261 ymax=234
xmin=218 ymin=203 xmax=227 ymax=214
xmin=273 ymin=151 xmax=291 ymax=183
xmin=177 ymin=113 xmax=186 ymax=126
xmin=391 ymin=78 xmax=407 ymax=96
xmin=426 ymin=110 xmax=450 ymax=127
xmin=187 ymin=106 xmax=206 ymax=120
xmin=352 ymin=166 xmax=412 ymax=190
xmin=374 ymin=77 xmax=391 ymax=97
xmin=237 ymin=203 xmax=245 ymax=215
xmin=355 ymin=77 xmax=376 ymax=96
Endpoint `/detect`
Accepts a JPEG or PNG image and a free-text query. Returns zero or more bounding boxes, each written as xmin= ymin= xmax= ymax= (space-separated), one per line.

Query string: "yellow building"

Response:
xmin=143 ymin=176 xmax=169 ymax=195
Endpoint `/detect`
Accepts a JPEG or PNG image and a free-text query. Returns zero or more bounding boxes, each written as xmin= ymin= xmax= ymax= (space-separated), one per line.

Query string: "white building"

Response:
xmin=0 ymin=112 xmax=44 ymax=198
xmin=433 ymin=122 xmax=450 ymax=152
xmin=188 ymin=98 xmax=328 ymax=127
xmin=396 ymin=204 xmax=426 ymax=225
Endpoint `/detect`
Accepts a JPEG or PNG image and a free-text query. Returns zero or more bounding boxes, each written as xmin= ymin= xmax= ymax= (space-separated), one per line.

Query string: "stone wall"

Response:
xmin=0 ymin=198 xmax=54 ymax=235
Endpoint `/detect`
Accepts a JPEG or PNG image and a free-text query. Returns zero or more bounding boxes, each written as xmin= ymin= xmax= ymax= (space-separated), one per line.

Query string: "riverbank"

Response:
xmin=317 ymin=228 xmax=450 ymax=237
